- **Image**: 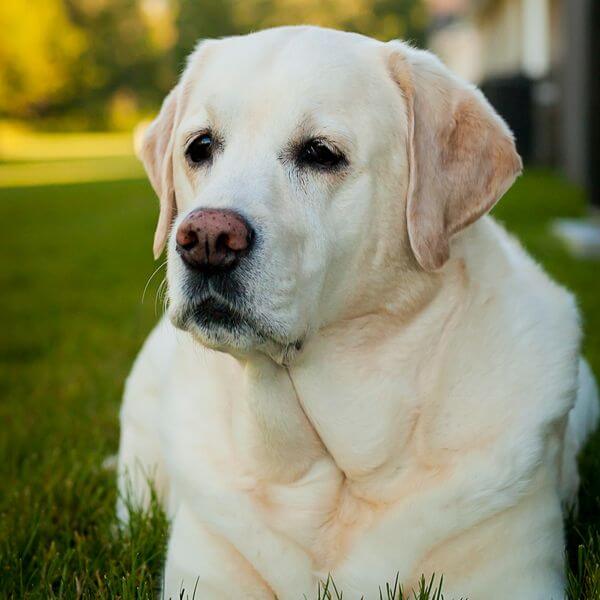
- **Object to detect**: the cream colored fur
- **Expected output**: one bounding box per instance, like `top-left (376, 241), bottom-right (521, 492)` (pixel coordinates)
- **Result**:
top-left (118, 26), bottom-right (598, 599)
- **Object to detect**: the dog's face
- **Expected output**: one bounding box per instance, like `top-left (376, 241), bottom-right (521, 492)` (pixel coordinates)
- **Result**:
top-left (139, 27), bottom-right (521, 362)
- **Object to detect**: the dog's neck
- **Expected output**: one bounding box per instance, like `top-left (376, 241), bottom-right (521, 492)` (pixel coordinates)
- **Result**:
top-left (232, 259), bottom-right (469, 490)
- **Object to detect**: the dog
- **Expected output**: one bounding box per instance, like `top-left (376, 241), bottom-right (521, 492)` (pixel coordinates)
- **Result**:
top-left (117, 26), bottom-right (599, 599)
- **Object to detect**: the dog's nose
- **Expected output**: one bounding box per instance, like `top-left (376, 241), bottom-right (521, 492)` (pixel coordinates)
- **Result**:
top-left (176, 209), bottom-right (254, 272)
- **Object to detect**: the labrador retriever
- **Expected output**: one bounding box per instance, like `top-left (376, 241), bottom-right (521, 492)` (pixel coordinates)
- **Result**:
top-left (117, 26), bottom-right (599, 599)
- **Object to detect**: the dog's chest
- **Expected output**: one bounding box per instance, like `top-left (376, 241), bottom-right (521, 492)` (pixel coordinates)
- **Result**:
top-left (165, 408), bottom-right (356, 569)
top-left (161, 350), bottom-right (388, 568)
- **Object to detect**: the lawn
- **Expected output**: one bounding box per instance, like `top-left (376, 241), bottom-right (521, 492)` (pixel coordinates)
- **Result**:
top-left (0, 165), bottom-right (599, 598)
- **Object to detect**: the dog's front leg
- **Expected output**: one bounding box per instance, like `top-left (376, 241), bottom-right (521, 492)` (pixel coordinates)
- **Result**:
top-left (172, 475), bottom-right (317, 600)
top-left (163, 501), bottom-right (276, 599)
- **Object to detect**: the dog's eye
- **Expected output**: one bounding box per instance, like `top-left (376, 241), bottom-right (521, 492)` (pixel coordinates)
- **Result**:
top-left (298, 139), bottom-right (345, 170)
top-left (186, 133), bottom-right (214, 165)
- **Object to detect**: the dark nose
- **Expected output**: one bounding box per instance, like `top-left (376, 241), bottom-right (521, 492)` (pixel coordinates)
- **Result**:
top-left (176, 209), bottom-right (254, 273)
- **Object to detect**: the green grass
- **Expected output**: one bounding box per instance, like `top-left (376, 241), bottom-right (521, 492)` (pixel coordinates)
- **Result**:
top-left (0, 169), bottom-right (599, 599)
top-left (0, 123), bottom-right (144, 187)
top-left (0, 156), bottom-right (143, 188)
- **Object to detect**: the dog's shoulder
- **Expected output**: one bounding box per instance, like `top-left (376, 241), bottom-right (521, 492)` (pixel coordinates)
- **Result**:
top-left (445, 217), bottom-right (580, 426)
top-left (458, 216), bottom-right (579, 349)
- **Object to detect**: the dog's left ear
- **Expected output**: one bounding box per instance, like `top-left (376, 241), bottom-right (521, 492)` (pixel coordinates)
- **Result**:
top-left (387, 43), bottom-right (522, 271)
top-left (137, 85), bottom-right (181, 259)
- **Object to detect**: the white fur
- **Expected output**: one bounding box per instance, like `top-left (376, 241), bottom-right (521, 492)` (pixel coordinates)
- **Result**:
top-left (118, 27), bottom-right (598, 599)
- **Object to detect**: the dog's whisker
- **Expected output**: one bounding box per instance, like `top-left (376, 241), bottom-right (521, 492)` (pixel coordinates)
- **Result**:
top-left (154, 277), bottom-right (168, 317)
top-left (142, 260), bottom-right (167, 305)
top-left (160, 281), bottom-right (169, 316)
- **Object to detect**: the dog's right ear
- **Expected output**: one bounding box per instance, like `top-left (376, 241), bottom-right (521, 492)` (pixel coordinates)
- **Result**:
top-left (137, 85), bottom-right (181, 259)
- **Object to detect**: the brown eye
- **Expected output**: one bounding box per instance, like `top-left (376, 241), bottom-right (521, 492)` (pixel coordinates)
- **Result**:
top-left (186, 133), bottom-right (213, 164)
top-left (298, 139), bottom-right (345, 170)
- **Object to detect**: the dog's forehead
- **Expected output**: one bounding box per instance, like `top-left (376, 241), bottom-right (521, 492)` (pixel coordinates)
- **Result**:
top-left (182, 27), bottom-right (389, 129)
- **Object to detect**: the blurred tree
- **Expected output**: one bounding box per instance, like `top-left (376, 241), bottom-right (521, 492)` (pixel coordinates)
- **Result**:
top-left (0, 0), bottom-right (425, 128)
top-left (175, 0), bottom-right (426, 67)
top-left (175, 0), bottom-right (237, 66)
top-left (232, 0), bottom-right (426, 45)
top-left (0, 0), bottom-right (86, 118)
top-left (0, 0), bottom-right (177, 128)
top-left (63, 0), bottom-right (177, 127)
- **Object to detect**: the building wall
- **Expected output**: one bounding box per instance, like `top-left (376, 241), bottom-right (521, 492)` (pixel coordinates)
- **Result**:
top-left (427, 0), bottom-right (592, 189)
top-left (477, 0), bottom-right (523, 78)
top-left (560, 0), bottom-right (590, 186)
top-left (476, 0), bottom-right (555, 79)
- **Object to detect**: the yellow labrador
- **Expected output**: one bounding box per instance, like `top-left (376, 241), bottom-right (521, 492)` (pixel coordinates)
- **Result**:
top-left (117, 26), bottom-right (598, 599)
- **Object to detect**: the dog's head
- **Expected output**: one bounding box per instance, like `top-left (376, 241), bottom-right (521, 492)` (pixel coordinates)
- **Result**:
top-left (139, 26), bottom-right (521, 362)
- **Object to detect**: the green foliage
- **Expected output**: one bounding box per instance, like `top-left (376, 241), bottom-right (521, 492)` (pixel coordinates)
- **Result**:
top-left (0, 0), bottom-right (176, 127)
top-left (0, 0), bottom-right (85, 118)
top-left (175, 0), bottom-right (427, 67)
top-left (0, 169), bottom-right (599, 598)
top-left (0, 0), bottom-right (426, 128)
top-left (63, 0), bottom-right (176, 127)
top-left (175, 0), bottom-right (238, 67)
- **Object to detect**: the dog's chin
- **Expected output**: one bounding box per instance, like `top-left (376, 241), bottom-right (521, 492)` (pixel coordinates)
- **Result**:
top-left (169, 297), bottom-right (303, 365)
top-left (170, 297), bottom-right (262, 351)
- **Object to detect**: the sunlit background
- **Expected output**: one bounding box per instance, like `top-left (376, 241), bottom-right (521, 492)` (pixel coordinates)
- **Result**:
top-left (0, 0), bottom-right (597, 206)
top-left (1, 1), bottom-right (600, 597)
